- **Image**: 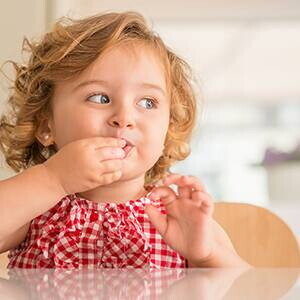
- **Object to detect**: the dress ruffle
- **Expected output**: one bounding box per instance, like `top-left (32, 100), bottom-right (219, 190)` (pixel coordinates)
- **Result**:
top-left (35, 197), bottom-right (83, 268)
top-left (8, 188), bottom-right (186, 269)
top-left (33, 196), bottom-right (155, 268)
top-left (99, 202), bottom-right (152, 268)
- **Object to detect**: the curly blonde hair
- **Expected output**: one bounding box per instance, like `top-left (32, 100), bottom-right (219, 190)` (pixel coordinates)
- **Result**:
top-left (0, 11), bottom-right (198, 185)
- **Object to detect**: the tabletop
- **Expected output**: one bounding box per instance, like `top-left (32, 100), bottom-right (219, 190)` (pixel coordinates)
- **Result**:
top-left (0, 268), bottom-right (299, 299)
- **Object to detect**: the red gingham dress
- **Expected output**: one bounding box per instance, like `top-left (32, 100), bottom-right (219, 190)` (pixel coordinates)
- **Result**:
top-left (8, 186), bottom-right (187, 269)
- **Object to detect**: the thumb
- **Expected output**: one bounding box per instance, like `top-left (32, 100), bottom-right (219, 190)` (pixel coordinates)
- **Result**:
top-left (144, 204), bottom-right (167, 237)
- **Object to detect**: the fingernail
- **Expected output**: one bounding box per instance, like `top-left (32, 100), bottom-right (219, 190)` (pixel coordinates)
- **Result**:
top-left (119, 139), bottom-right (126, 147)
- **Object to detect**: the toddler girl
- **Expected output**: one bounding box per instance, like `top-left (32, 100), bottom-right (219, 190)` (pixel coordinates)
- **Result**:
top-left (0, 11), bottom-right (249, 268)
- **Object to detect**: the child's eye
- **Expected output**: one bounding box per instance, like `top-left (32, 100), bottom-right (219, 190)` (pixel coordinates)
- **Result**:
top-left (138, 98), bottom-right (157, 109)
top-left (87, 93), bottom-right (110, 104)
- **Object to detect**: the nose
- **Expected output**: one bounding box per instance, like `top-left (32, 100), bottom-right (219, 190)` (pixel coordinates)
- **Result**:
top-left (107, 106), bottom-right (135, 128)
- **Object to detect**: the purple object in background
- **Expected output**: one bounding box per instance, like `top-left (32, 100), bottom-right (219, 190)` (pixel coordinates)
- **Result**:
top-left (261, 142), bottom-right (300, 166)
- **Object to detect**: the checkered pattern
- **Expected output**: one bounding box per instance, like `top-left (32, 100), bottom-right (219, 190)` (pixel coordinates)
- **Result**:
top-left (8, 187), bottom-right (187, 269)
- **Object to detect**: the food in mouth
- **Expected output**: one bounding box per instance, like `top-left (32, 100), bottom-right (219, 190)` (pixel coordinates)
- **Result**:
top-left (121, 139), bottom-right (134, 157)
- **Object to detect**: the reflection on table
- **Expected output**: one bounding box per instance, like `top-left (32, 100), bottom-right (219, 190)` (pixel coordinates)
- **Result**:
top-left (0, 268), bottom-right (299, 299)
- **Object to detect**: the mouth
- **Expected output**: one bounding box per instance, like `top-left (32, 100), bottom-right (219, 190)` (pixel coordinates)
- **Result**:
top-left (121, 139), bottom-right (134, 158)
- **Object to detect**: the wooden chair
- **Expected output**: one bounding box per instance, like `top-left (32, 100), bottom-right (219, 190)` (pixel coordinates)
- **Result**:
top-left (213, 202), bottom-right (300, 267)
top-left (0, 202), bottom-right (299, 271)
top-left (0, 252), bottom-right (9, 278)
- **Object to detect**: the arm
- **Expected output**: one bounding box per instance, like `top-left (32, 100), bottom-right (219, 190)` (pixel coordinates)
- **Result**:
top-left (0, 164), bottom-right (66, 245)
top-left (0, 222), bottom-right (30, 253)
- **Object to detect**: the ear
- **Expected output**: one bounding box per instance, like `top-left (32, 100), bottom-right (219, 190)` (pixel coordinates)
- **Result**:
top-left (35, 117), bottom-right (55, 147)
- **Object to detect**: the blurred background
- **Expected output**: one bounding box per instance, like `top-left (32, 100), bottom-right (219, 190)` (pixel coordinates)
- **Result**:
top-left (0, 1), bottom-right (299, 237)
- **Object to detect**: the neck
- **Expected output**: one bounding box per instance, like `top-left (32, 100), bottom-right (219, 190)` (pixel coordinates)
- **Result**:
top-left (76, 174), bottom-right (147, 204)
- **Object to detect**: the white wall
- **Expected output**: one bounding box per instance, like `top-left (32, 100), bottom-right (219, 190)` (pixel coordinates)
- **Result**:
top-left (0, 0), bottom-right (47, 110)
top-left (50, 0), bottom-right (300, 20)
top-left (0, 1), bottom-right (47, 178)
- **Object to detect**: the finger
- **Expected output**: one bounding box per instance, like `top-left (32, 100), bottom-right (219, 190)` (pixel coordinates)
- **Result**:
top-left (164, 174), bottom-right (206, 193)
top-left (162, 173), bottom-right (182, 184)
top-left (192, 191), bottom-right (214, 216)
top-left (149, 186), bottom-right (177, 207)
top-left (96, 146), bottom-right (125, 161)
top-left (98, 159), bottom-right (123, 174)
top-left (160, 173), bottom-right (191, 198)
top-left (88, 136), bottom-right (126, 149)
top-left (178, 185), bottom-right (191, 199)
top-left (161, 173), bottom-right (186, 197)
top-left (144, 205), bottom-right (168, 237)
top-left (98, 170), bottom-right (123, 185)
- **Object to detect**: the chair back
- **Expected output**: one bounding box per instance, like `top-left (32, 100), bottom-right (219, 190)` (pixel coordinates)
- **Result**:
top-left (214, 202), bottom-right (300, 267)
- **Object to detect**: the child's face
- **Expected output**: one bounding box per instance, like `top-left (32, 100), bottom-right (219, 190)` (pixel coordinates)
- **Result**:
top-left (48, 43), bottom-right (170, 181)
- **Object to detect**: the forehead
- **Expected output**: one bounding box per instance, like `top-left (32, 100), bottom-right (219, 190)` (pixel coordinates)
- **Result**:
top-left (75, 42), bottom-right (167, 90)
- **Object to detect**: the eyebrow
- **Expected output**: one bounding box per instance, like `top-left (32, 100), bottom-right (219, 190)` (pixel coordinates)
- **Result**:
top-left (72, 80), bottom-right (166, 96)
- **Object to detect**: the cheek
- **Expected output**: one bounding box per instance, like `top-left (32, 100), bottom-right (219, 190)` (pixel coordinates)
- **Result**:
top-left (52, 107), bottom-right (104, 148)
top-left (142, 119), bottom-right (169, 155)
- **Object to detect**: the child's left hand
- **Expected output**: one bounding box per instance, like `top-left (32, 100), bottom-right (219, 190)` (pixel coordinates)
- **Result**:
top-left (145, 173), bottom-right (216, 266)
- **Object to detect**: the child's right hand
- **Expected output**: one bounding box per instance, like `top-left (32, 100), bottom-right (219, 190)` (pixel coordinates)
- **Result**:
top-left (43, 137), bottom-right (126, 195)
